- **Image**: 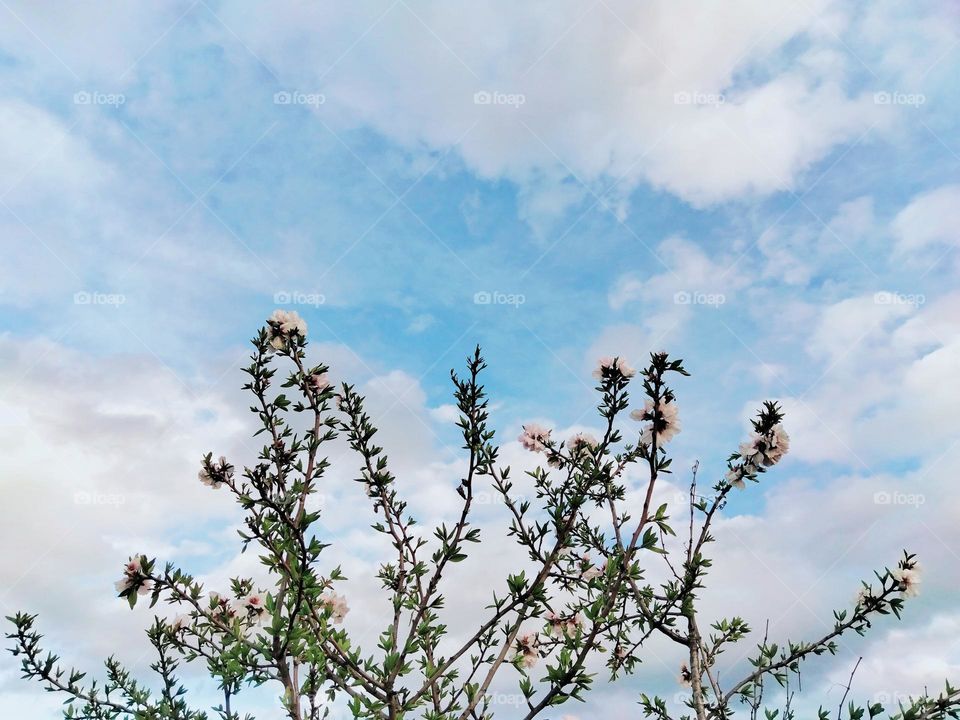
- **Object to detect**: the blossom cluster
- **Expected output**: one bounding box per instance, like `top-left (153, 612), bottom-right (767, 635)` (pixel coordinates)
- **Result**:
top-left (630, 398), bottom-right (681, 445)
top-left (724, 403), bottom-right (790, 490)
top-left (518, 355), bottom-right (684, 463)
top-left (198, 454), bottom-right (234, 490)
top-left (10, 311), bottom-right (944, 720)
top-left (266, 308), bottom-right (308, 351)
top-left (114, 556), bottom-right (153, 597)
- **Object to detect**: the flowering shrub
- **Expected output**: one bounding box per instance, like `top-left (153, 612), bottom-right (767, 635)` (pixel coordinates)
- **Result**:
top-left (6, 312), bottom-right (958, 720)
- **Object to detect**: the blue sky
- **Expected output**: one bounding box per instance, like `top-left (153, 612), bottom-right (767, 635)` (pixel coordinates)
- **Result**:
top-left (1, 1), bottom-right (959, 718)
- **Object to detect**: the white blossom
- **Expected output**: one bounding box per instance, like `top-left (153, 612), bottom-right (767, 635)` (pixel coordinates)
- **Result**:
top-left (579, 554), bottom-right (603, 581)
top-left (545, 612), bottom-right (583, 638)
top-left (235, 592), bottom-right (268, 623)
top-left (631, 399), bottom-right (681, 444)
top-left (725, 467), bottom-right (746, 490)
top-left (892, 565), bottom-right (922, 598)
top-left (855, 585), bottom-right (877, 607)
top-left (166, 614), bottom-right (191, 633)
top-left (267, 309), bottom-right (308, 350)
top-left (308, 372), bottom-right (331, 393)
top-left (320, 591), bottom-right (350, 624)
top-left (567, 432), bottom-right (598, 455)
top-left (199, 455), bottom-right (233, 489)
top-left (592, 356), bottom-right (636, 381)
top-left (515, 632), bottom-right (540, 669)
top-left (740, 424), bottom-right (790, 468)
top-left (114, 557), bottom-right (153, 596)
top-left (519, 423), bottom-right (551, 453)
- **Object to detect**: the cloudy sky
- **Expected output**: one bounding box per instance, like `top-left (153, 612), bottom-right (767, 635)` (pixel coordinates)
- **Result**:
top-left (1, 1), bottom-right (959, 718)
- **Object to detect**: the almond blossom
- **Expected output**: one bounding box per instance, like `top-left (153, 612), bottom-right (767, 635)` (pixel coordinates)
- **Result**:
top-left (236, 592), bottom-right (268, 624)
top-left (166, 614), bottom-right (191, 633)
top-left (546, 612), bottom-right (584, 638)
top-left (208, 592), bottom-right (238, 624)
top-left (579, 554), bottom-right (603, 581)
top-left (740, 424), bottom-right (790, 468)
top-left (855, 585), bottom-right (877, 608)
top-left (267, 309), bottom-right (308, 350)
top-left (308, 371), bottom-right (331, 393)
top-left (630, 398), bottom-right (681, 444)
top-left (518, 423), bottom-right (551, 453)
top-left (892, 565), bottom-right (922, 598)
top-left (515, 632), bottom-right (540, 669)
top-left (592, 356), bottom-right (636, 381)
top-left (198, 455), bottom-right (233, 490)
top-left (724, 467), bottom-right (747, 490)
top-left (320, 591), bottom-right (349, 624)
top-left (566, 432), bottom-right (598, 456)
top-left (114, 557), bottom-right (153, 596)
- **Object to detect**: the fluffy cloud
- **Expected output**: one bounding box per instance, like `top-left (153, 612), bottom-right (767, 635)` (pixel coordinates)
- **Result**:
top-left (779, 291), bottom-right (960, 465)
top-left (207, 0), bottom-right (957, 221)
top-left (892, 184), bottom-right (960, 263)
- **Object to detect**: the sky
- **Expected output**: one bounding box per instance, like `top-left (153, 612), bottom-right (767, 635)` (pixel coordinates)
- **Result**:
top-left (0, 1), bottom-right (959, 718)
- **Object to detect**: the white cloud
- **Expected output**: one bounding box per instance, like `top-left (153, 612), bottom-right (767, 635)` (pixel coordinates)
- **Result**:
top-left (206, 0), bottom-right (951, 221)
top-left (758, 195), bottom-right (878, 286)
top-left (892, 184), bottom-right (960, 258)
top-left (773, 291), bottom-right (960, 464)
top-left (606, 235), bottom-right (750, 348)
top-left (821, 612), bottom-right (960, 705)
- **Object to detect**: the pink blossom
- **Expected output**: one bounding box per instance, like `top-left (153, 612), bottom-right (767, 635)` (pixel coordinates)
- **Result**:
top-left (740, 424), bottom-right (790, 467)
top-left (518, 423), bottom-right (551, 453)
top-left (630, 399), bottom-right (681, 444)
top-left (725, 467), bottom-right (746, 490)
top-left (515, 632), bottom-right (540, 669)
top-left (892, 565), bottom-right (922, 598)
top-left (308, 372), bottom-right (331, 393)
top-left (579, 554), bottom-right (603, 581)
top-left (199, 455), bottom-right (233, 489)
top-left (166, 614), bottom-right (191, 633)
top-left (567, 432), bottom-right (598, 455)
top-left (267, 309), bottom-right (308, 350)
top-left (320, 591), bottom-right (350, 623)
top-left (546, 611), bottom-right (583, 638)
top-left (115, 556), bottom-right (153, 596)
top-left (592, 356), bottom-right (636, 381)
top-left (235, 592), bottom-right (268, 623)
